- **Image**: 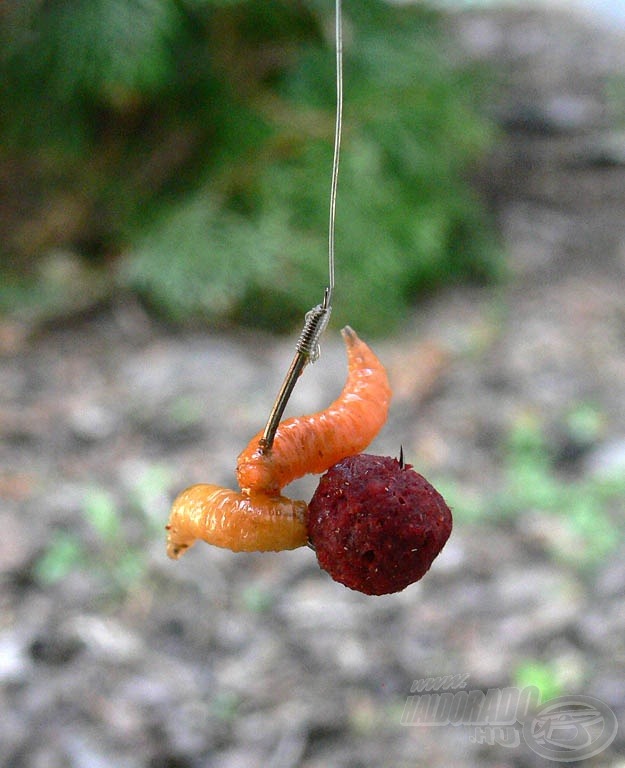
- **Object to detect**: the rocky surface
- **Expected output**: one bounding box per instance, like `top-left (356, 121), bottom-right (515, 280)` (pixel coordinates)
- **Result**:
top-left (1, 6), bottom-right (625, 767)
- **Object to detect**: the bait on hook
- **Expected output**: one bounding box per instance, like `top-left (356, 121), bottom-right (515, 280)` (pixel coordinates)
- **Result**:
top-left (166, 1), bottom-right (455, 596)
top-left (166, 326), bottom-right (390, 556)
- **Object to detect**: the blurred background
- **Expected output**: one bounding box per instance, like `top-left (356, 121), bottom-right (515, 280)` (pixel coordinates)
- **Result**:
top-left (1, 1), bottom-right (625, 766)
top-left (1, 0), bottom-right (503, 336)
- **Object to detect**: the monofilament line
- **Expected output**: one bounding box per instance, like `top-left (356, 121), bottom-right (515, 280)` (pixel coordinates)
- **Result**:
top-left (259, 0), bottom-right (344, 452)
top-left (325, 0), bottom-right (343, 310)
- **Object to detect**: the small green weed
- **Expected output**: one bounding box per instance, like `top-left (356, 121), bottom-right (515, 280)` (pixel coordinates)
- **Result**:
top-left (33, 531), bottom-right (84, 585)
top-left (210, 691), bottom-right (240, 723)
top-left (238, 583), bottom-right (275, 614)
top-left (439, 408), bottom-right (625, 569)
top-left (34, 465), bottom-right (172, 597)
top-left (514, 659), bottom-right (563, 703)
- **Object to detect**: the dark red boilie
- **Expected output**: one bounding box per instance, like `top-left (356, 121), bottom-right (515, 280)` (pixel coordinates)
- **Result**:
top-left (307, 454), bottom-right (452, 595)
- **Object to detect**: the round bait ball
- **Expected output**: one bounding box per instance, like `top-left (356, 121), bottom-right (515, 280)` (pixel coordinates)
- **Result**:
top-left (307, 454), bottom-right (452, 595)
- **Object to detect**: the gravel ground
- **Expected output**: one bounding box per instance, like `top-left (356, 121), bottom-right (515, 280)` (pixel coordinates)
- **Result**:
top-left (2, 6), bottom-right (625, 767)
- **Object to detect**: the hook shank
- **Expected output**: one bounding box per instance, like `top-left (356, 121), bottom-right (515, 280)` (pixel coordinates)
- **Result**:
top-left (259, 303), bottom-right (331, 452)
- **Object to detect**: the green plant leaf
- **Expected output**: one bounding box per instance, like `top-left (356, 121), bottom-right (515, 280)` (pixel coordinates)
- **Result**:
top-left (514, 660), bottom-right (562, 703)
top-left (84, 488), bottom-right (121, 541)
top-left (33, 532), bottom-right (84, 585)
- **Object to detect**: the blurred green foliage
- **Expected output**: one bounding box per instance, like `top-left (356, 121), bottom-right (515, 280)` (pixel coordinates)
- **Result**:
top-left (1, 0), bottom-right (500, 334)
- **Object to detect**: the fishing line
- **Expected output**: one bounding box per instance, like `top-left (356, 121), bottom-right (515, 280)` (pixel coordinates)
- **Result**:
top-left (326, 0), bottom-right (342, 310)
top-left (259, 0), bottom-right (344, 452)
